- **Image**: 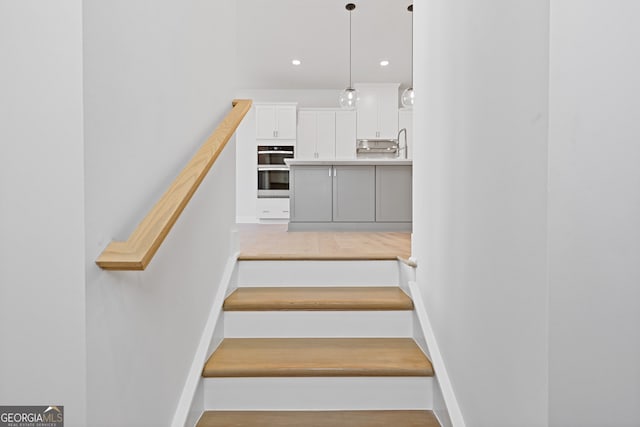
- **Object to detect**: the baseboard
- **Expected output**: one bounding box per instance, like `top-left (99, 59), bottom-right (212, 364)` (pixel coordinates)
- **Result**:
top-left (183, 381), bottom-right (204, 427)
top-left (170, 252), bottom-right (239, 427)
top-left (408, 280), bottom-right (466, 427)
top-left (433, 376), bottom-right (454, 427)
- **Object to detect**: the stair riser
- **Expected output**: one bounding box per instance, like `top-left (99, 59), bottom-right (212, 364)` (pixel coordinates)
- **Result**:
top-left (203, 377), bottom-right (433, 411)
top-left (224, 311), bottom-right (413, 338)
top-left (236, 260), bottom-right (399, 287)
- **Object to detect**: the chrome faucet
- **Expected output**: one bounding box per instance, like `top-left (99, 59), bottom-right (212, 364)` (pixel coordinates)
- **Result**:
top-left (396, 128), bottom-right (408, 159)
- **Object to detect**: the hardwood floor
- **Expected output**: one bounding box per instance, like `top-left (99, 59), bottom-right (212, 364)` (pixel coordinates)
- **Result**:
top-left (197, 410), bottom-right (440, 427)
top-left (223, 287), bottom-right (414, 311)
top-left (237, 224), bottom-right (411, 260)
top-left (202, 338), bottom-right (434, 377)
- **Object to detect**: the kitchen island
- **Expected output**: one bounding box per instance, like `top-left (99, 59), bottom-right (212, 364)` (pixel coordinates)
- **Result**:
top-left (286, 159), bottom-right (412, 231)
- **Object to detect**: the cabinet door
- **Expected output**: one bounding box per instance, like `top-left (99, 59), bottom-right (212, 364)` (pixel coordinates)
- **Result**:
top-left (297, 111), bottom-right (317, 159)
top-left (333, 166), bottom-right (375, 222)
top-left (356, 90), bottom-right (379, 139)
top-left (256, 105), bottom-right (276, 139)
top-left (377, 87), bottom-right (399, 139)
top-left (376, 166), bottom-right (412, 222)
top-left (276, 106), bottom-right (297, 139)
top-left (335, 111), bottom-right (356, 159)
top-left (257, 198), bottom-right (290, 219)
top-left (290, 166), bottom-right (333, 222)
top-left (316, 111), bottom-right (336, 159)
top-left (355, 84), bottom-right (399, 139)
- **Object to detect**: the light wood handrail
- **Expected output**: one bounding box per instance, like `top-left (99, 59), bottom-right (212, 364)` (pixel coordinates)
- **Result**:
top-left (96, 99), bottom-right (252, 270)
top-left (397, 256), bottom-right (417, 268)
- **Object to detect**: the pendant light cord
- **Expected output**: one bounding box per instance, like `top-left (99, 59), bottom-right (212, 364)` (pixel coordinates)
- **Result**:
top-left (410, 4), bottom-right (413, 88)
top-left (349, 8), bottom-right (353, 88)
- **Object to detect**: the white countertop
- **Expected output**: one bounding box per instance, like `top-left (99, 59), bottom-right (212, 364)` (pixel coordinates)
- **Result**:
top-left (286, 159), bottom-right (412, 166)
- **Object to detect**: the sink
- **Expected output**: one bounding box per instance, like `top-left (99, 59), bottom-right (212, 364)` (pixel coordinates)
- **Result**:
top-left (356, 139), bottom-right (399, 159)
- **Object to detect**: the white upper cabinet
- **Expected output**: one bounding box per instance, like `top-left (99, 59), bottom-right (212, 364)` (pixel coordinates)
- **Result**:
top-left (297, 109), bottom-right (356, 160)
top-left (297, 110), bottom-right (322, 159)
top-left (316, 111), bottom-right (336, 159)
top-left (355, 83), bottom-right (400, 140)
top-left (335, 110), bottom-right (357, 159)
top-left (255, 103), bottom-right (297, 140)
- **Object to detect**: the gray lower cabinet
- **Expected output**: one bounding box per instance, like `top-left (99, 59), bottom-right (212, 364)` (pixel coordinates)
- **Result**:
top-left (289, 163), bottom-right (412, 230)
top-left (333, 166), bottom-right (375, 222)
top-left (290, 165), bottom-right (333, 222)
top-left (375, 165), bottom-right (413, 222)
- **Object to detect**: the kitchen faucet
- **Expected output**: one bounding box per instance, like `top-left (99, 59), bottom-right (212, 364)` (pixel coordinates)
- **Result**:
top-left (396, 128), bottom-right (408, 159)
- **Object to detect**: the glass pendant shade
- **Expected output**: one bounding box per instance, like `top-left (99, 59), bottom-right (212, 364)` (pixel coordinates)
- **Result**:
top-left (339, 87), bottom-right (358, 110)
top-left (401, 87), bottom-right (415, 108)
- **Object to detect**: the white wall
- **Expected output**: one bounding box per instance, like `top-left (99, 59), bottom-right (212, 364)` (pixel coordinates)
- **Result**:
top-left (547, 2), bottom-right (640, 426)
top-left (83, 1), bottom-right (238, 425)
top-left (0, 1), bottom-right (86, 426)
top-left (413, 1), bottom-right (550, 426)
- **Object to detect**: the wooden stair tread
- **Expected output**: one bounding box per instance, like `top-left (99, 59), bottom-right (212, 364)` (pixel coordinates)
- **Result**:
top-left (224, 287), bottom-right (414, 311)
top-left (238, 254), bottom-right (401, 260)
top-left (202, 338), bottom-right (433, 377)
top-left (197, 410), bottom-right (440, 427)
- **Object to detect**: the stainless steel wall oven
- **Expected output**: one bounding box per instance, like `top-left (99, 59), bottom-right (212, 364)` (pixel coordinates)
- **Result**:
top-left (257, 145), bottom-right (294, 198)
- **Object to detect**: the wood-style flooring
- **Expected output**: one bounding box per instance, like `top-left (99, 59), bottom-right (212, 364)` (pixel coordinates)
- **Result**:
top-left (196, 410), bottom-right (440, 427)
top-left (223, 287), bottom-right (414, 311)
top-left (202, 338), bottom-right (434, 377)
top-left (237, 224), bottom-right (411, 260)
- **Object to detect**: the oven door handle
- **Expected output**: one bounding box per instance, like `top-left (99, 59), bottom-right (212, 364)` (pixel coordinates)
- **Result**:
top-left (258, 166), bottom-right (290, 171)
top-left (258, 150), bottom-right (294, 155)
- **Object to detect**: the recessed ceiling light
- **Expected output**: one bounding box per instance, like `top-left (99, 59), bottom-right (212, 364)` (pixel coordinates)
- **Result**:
top-left (380, 60), bottom-right (390, 67)
top-left (292, 59), bottom-right (301, 66)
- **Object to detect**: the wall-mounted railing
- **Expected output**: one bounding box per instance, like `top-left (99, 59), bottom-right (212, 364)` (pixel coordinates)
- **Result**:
top-left (96, 99), bottom-right (252, 271)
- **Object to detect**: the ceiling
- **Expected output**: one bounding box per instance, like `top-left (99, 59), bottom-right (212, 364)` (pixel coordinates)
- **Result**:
top-left (236, 0), bottom-right (413, 90)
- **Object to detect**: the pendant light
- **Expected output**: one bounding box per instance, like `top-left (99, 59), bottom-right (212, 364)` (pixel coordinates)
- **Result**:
top-left (401, 4), bottom-right (415, 108)
top-left (339, 3), bottom-right (358, 109)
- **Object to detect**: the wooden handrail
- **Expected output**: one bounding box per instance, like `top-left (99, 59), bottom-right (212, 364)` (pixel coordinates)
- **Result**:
top-left (96, 99), bottom-right (252, 270)
top-left (397, 256), bottom-right (417, 268)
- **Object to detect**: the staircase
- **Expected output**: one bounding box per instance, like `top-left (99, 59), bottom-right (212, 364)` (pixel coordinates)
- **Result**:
top-left (195, 259), bottom-right (439, 427)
